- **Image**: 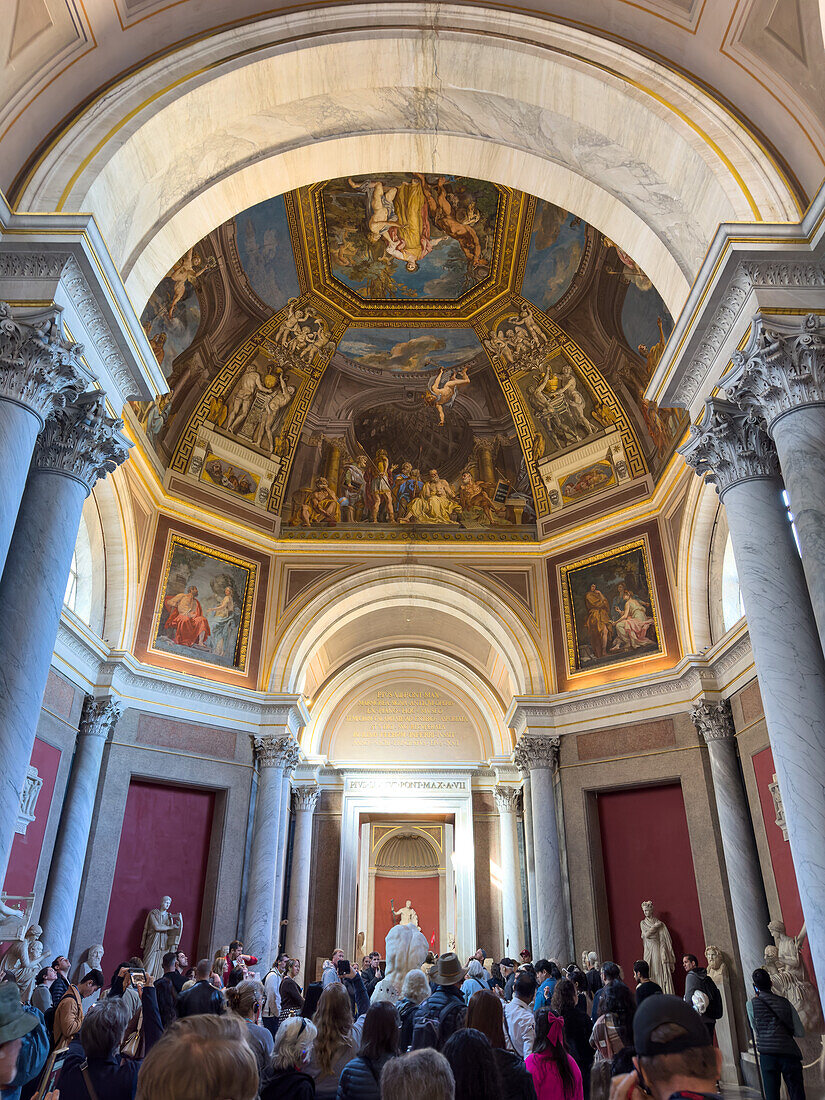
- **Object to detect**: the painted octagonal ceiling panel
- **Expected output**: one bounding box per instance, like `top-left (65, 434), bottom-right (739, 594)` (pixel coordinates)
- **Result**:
top-left (130, 172), bottom-right (684, 542)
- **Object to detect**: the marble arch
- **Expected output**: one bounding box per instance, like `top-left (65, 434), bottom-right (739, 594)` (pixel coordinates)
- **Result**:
top-left (304, 648), bottom-right (511, 763)
top-left (13, 7), bottom-right (801, 316)
top-left (267, 564), bottom-right (546, 699)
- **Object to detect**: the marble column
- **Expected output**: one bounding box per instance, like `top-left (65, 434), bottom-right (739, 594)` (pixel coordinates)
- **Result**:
top-left (494, 785), bottom-right (525, 957)
top-left (0, 391), bottom-right (129, 880)
top-left (285, 785), bottom-right (319, 975)
top-left (681, 397), bottom-right (825, 989)
top-left (244, 734), bottom-right (300, 966)
top-left (521, 774), bottom-right (538, 952)
top-left (39, 696), bottom-right (120, 955)
top-left (0, 304), bottom-right (85, 579)
top-left (690, 699), bottom-right (770, 977)
top-left (513, 735), bottom-right (567, 960)
top-left (324, 439), bottom-right (342, 496)
top-left (726, 314), bottom-right (825, 657)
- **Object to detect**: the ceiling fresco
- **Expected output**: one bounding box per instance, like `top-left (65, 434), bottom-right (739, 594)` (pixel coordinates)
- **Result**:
top-left (130, 173), bottom-right (685, 541)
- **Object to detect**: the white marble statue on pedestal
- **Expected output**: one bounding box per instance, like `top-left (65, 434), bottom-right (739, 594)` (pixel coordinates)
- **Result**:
top-left (391, 899), bottom-right (419, 927)
top-left (765, 919), bottom-right (822, 1033)
top-left (705, 945), bottom-right (739, 1084)
top-left (0, 924), bottom-right (46, 1003)
top-left (141, 896), bottom-right (183, 979)
top-left (370, 922), bottom-right (429, 1004)
top-left (79, 944), bottom-right (105, 1010)
top-left (640, 900), bottom-right (675, 995)
top-left (0, 896), bottom-right (29, 942)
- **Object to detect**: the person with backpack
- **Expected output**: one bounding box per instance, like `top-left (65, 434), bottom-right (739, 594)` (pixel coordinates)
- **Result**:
top-left (396, 969), bottom-right (430, 1053)
top-left (747, 967), bottom-right (806, 1100)
top-left (461, 960), bottom-right (489, 1006)
top-left (411, 953), bottom-right (467, 1051)
top-left (682, 954), bottom-right (722, 1039)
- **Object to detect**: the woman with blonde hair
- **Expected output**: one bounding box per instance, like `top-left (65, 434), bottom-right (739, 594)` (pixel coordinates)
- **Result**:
top-left (396, 968), bottom-right (430, 1052)
top-left (306, 982), bottom-right (363, 1097)
top-left (225, 978), bottom-right (274, 1079)
top-left (261, 1016), bottom-right (317, 1100)
top-left (211, 946), bottom-right (229, 986)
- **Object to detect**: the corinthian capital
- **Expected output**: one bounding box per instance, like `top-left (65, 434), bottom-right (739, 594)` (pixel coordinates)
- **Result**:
top-left (79, 695), bottom-right (121, 740)
top-left (494, 785), bottom-right (522, 813)
top-left (513, 734), bottom-right (560, 772)
top-left (292, 785), bottom-right (320, 812)
top-left (725, 314), bottom-right (825, 427)
top-left (690, 699), bottom-right (735, 743)
top-left (253, 734), bottom-right (301, 770)
top-left (0, 303), bottom-right (86, 423)
top-left (32, 390), bottom-right (131, 493)
top-left (679, 397), bottom-right (779, 498)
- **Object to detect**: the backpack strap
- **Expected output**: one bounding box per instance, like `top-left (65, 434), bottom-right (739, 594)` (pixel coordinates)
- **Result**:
top-left (80, 1060), bottom-right (100, 1100)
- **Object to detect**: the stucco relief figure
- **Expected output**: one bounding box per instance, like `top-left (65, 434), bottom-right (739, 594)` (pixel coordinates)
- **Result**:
top-left (640, 900), bottom-right (675, 995)
top-left (142, 896), bottom-right (183, 979)
top-left (766, 919), bottom-right (822, 1032)
top-left (1, 924), bottom-right (46, 1003)
top-left (254, 374), bottom-right (295, 454)
top-left (391, 899), bottom-right (419, 927)
top-left (225, 368), bottom-right (274, 434)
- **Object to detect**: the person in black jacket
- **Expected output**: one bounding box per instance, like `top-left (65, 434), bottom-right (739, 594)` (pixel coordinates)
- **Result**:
top-left (176, 959), bottom-right (225, 1017)
top-left (261, 1016), bottom-right (318, 1100)
top-left (747, 967), bottom-right (806, 1100)
top-left (336, 961), bottom-right (369, 1020)
top-left (411, 953), bottom-right (467, 1050)
top-left (56, 978), bottom-right (163, 1100)
top-left (551, 978), bottom-right (593, 1099)
top-left (337, 1001), bottom-right (399, 1099)
top-left (466, 989), bottom-right (536, 1100)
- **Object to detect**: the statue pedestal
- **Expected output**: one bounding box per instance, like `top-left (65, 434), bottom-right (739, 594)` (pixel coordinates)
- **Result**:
top-left (713, 968), bottom-right (741, 1085)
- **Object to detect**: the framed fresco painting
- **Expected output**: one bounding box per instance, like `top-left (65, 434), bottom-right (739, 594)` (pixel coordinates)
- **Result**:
top-left (148, 533), bottom-right (258, 673)
top-left (559, 536), bottom-right (663, 675)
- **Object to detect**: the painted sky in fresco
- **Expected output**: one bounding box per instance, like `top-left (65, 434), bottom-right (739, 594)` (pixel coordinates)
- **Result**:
top-left (337, 327), bottom-right (482, 372)
top-left (521, 201), bottom-right (586, 311)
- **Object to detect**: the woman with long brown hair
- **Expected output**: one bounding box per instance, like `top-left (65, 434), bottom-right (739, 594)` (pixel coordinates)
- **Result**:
top-left (466, 989), bottom-right (536, 1099)
top-left (306, 982), bottom-right (362, 1097)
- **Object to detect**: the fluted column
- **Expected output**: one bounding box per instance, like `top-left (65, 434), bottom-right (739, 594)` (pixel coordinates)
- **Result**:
top-left (691, 699), bottom-right (770, 977)
top-left (0, 391), bottom-right (129, 879)
top-left (494, 785), bottom-right (524, 956)
top-left (245, 734), bottom-right (300, 966)
top-left (0, 304), bottom-right (85, 579)
top-left (40, 696), bottom-right (120, 955)
top-left (726, 314), bottom-right (825, 657)
top-left (681, 398), bottom-right (825, 987)
top-left (513, 735), bottom-right (567, 960)
top-left (285, 785), bottom-right (319, 974)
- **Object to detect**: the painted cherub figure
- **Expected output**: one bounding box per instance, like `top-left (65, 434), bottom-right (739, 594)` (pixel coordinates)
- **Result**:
top-left (167, 248), bottom-right (215, 318)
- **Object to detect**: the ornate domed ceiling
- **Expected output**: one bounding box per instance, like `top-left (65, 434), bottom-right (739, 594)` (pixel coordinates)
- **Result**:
top-left (129, 172), bottom-right (684, 540)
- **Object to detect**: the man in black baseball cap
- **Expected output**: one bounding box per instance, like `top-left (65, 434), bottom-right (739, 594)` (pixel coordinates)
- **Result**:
top-left (610, 994), bottom-right (722, 1100)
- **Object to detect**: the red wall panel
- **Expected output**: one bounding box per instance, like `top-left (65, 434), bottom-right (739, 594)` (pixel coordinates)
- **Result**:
top-left (752, 746), bottom-right (816, 984)
top-left (4, 738), bottom-right (62, 899)
top-left (103, 781), bottom-right (215, 972)
top-left (372, 876), bottom-right (440, 956)
top-left (597, 783), bottom-right (704, 995)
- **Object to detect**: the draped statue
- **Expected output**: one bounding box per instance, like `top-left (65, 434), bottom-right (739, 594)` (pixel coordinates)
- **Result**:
top-left (640, 900), bottom-right (675, 995)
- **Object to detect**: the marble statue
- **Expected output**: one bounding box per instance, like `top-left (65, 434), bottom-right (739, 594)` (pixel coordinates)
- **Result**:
top-left (1, 924), bottom-right (46, 1003)
top-left (0, 896), bottom-right (29, 942)
top-left (391, 898), bottom-right (419, 926)
top-left (370, 922), bottom-right (429, 1005)
top-left (448, 932), bottom-right (456, 953)
top-left (765, 919), bottom-right (822, 1033)
top-left (640, 900), bottom-right (675, 995)
top-left (141, 896), bottom-right (183, 979)
top-left (705, 946), bottom-right (738, 1085)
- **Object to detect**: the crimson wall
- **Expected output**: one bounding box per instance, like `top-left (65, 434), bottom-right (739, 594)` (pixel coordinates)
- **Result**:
top-left (373, 876), bottom-right (440, 955)
top-left (103, 780), bottom-right (215, 970)
top-left (4, 738), bottom-right (61, 899)
top-left (597, 782), bottom-right (704, 994)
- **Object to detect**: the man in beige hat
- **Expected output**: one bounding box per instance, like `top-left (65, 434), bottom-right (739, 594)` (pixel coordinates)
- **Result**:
top-left (0, 981), bottom-right (47, 1092)
top-left (411, 952), bottom-right (467, 1051)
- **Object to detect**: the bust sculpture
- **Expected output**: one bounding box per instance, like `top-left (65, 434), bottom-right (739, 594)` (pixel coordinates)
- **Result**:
top-left (141, 896), bottom-right (183, 978)
top-left (1, 924), bottom-right (46, 1003)
top-left (640, 900), bottom-right (675, 994)
top-left (80, 943), bottom-right (104, 979)
top-left (704, 944), bottom-right (727, 983)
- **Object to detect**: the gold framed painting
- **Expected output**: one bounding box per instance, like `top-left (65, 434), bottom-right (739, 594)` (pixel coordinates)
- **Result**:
top-left (149, 532), bottom-right (258, 673)
top-left (559, 536), bottom-right (663, 675)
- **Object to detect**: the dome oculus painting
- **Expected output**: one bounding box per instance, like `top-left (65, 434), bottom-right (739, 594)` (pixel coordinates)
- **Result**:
top-left (130, 174), bottom-right (686, 541)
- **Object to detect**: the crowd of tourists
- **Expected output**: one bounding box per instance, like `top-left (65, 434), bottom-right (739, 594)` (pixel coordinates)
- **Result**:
top-left (0, 938), bottom-right (808, 1100)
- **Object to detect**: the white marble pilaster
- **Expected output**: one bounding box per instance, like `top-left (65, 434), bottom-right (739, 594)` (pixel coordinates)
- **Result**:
top-left (285, 785), bottom-right (319, 975)
top-left (0, 303), bottom-right (85, 579)
top-left (494, 785), bottom-right (525, 957)
top-left (681, 398), bottom-right (825, 990)
top-left (513, 732), bottom-right (568, 961)
top-left (726, 314), bottom-right (825, 658)
top-left (0, 391), bottom-right (129, 880)
top-left (39, 696), bottom-right (120, 955)
top-left (690, 699), bottom-right (770, 978)
top-left (244, 732), bottom-right (301, 967)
